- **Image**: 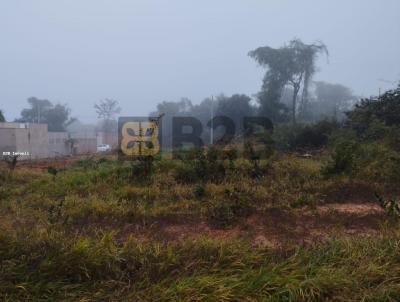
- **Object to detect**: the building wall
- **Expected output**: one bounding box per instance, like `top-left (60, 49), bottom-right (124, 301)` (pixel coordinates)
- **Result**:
top-left (74, 138), bottom-right (97, 154)
top-left (0, 122), bottom-right (28, 129)
top-left (69, 132), bottom-right (97, 155)
top-left (0, 123), bottom-right (48, 159)
top-left (97, 131), bottom-right (118, 148)
top-left (0, 128), bottom-right (17, 155)
top-left (48, 132), bottom-right (70, 157)
top-left (0, 123), bottom-right (100, 159)
top-left (17, 124), bottom-right (48, 159)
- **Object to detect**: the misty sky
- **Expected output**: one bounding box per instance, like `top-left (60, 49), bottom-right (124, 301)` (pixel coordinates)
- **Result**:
top-left (1, 0), bottom-right (399, 123)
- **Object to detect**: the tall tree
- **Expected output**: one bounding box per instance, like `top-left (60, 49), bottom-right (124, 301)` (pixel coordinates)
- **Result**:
top-left (94, 98), bottom-right (121, 132)
top-left (249, 39), bottom-right (328, 125)
top-left (0, 110), bottom-right (5, 122)
top-left (15, 97), bottom-right (75, 131)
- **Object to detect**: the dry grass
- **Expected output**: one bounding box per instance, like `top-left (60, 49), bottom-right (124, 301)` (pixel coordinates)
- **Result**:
top-left (0, 153), bottom-right (399, 300)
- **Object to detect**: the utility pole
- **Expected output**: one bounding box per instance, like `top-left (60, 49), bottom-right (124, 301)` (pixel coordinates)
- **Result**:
top-left (210, 95), bottom-right (214, 145)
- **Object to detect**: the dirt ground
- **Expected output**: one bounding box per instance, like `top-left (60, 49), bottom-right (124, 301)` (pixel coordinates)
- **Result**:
top-left (116, 201), bottom-right (385, 247)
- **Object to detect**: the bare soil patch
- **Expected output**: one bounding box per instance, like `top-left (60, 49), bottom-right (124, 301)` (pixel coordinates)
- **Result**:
top-left (116, 201), bottom-right (385, 247)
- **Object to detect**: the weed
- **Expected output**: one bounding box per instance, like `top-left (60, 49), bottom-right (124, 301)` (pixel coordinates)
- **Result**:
top-left (206, 188), bottom-right (252, 228)
top-left (2, 155), bottom-right (18, 174)
top-left (244, 142), bottom-right (263, 179)
top-left (322, 140), bottom-right (359, 176)
top-left (193, 184), bottom-right (206, 199)
top-left (375, 193), bottom-right (400, 219)
top-left (47, 166), bottom-right (58, 180)
top-left (129, 156), bottom-right (155, 183)
top-left (291, 194), bottom-right (317, 209)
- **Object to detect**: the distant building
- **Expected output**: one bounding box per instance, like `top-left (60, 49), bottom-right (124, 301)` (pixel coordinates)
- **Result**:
top-left (69, 131), bottom-right (97, 155)
top-left (0, 122), bottom-right (48, 159)
top-left (96, 131), bottom-right (118, 149)
top-left (48, 132), bottom-right (71, 157)
top-left (48, 131), bottom-right (97, 157)
top-left (0, 122), bottom-right (98, 160)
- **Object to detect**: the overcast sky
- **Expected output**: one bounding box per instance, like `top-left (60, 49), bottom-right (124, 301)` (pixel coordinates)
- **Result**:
top-left (1, 0), bottom-right (399, 122)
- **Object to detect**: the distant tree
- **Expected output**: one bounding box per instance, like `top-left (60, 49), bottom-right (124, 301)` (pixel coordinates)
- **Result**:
top-left (256, 89), bottom-right (289, 123)
top-left (249, 39), bottom-right (328, 125)
top-left (216, 94), bottom-right (255, 133)
top-left (151, 98), bottom-right (193, 148)
top-left (0, 110), bottom-right (5, 122)
top-left (154, 98), bottom-right (192, 117)
top-left (312, 81), bottom-right (357, 120)
top-left (152, 95), bottom-right (256, 146)
top-left (94, 98), bottom-right (121, 132)
top-left (17, 97), bottom-right (52, 123)
top-left (15, 97), bottom-right (75, 131)
top-left (46, 104), bottom-right (76, 132)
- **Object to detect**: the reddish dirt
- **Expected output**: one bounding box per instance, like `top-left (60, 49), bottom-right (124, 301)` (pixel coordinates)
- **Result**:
top-left (0, 157), bottom-right (73, 172)
top-left (116, 201), bottom-right (386, 247)
top-left (0, 154), bottom-right (108, 172)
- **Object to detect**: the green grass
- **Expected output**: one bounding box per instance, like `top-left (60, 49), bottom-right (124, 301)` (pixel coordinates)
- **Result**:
top-left (0, 152), bottom-right (399, 300)
top-left (1, 228), bottom-right (400, 301)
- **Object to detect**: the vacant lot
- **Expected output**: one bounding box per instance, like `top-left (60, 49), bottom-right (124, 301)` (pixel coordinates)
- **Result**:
top-left (1, 151), bottom-right (399, 301)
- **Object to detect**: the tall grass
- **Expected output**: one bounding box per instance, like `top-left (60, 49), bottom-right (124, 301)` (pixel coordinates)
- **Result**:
top-left (1, 152), bottom-right (400, 300)
top-left (1, 228), bottom-right (400, 301)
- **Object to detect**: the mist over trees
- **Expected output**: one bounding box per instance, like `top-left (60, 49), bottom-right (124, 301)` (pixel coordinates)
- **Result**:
top-left (94, 98), bottom-right (121, 132)
top-left (312, 81), bottom-right (358, 120)
top-left (7, 38), bottom-right (363, 139)
top-left (249, 39), bottom-right (328, 124)
top-left (151, 94), bottom-right (254, 147)
top-left (0, 110), bottom-right (5, 122)
top-left (15, 97), bottom-right (75, 132)
top-left (149, 39), bottom-right (360, 148)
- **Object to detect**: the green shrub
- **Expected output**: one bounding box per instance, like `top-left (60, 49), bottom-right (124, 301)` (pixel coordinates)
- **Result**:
top-left (174, 147), bottom-right (226, 183)
top-left (322, 140), bottom-right (359, 176)
top-left (206, 188), bottom-right (252, 228)
top-left (273, 119), bottom-right (340, 151)
top-left (294, 119), bottom-right (340, 149)
top-left (356, 143), bottom-right (400, 184)
top-left (129, 156), bottom-right (155, 183)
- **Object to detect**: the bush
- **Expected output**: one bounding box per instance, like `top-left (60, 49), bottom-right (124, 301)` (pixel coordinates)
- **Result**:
top-left (174, 147), bottom-right (226, 183)
top-left (273, 119), bottom-right (339, 151)
top-left (322, 140), bottom-right (359, 177)
top-left (206, 188), bottom-right (252, 228)
top-left (323, 139), bottom-right (400, 185)
top-left (347, 86), bottom-right (400, 132)
top-left (294, 119), bottom-right (340, 149)
top-left (356, 143), bottom-right (400, 185)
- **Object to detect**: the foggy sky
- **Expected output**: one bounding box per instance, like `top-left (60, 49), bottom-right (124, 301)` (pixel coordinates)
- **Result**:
top-left (1, 0), bottom-right (399, 123)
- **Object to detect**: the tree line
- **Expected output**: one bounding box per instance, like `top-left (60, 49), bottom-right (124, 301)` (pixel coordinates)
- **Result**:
top-left (1, 39), bottom-right (369, 133)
